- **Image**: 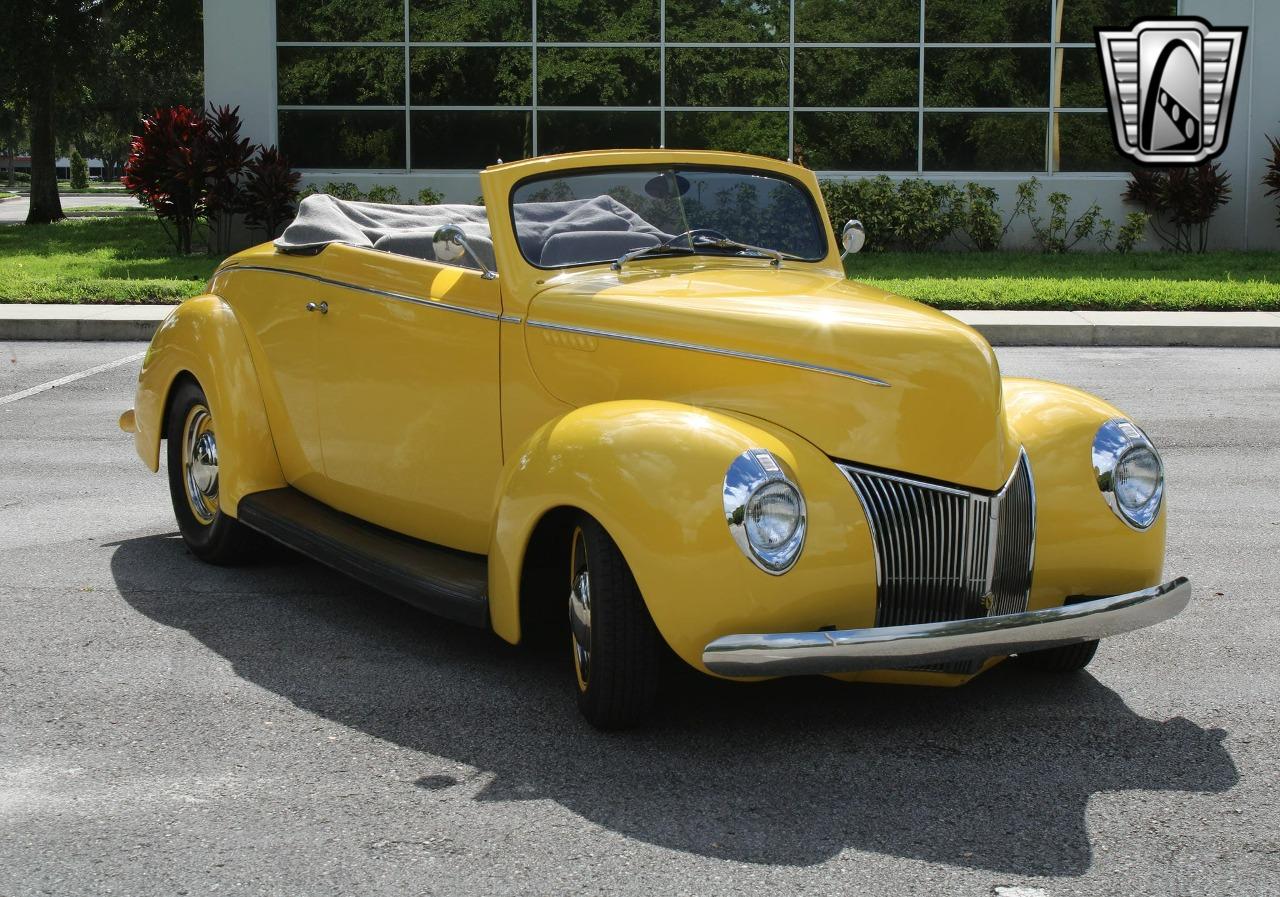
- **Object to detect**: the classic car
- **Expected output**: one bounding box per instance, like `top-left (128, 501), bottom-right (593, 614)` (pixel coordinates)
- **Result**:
top-left (120, 149), bottom-right (1190, 728)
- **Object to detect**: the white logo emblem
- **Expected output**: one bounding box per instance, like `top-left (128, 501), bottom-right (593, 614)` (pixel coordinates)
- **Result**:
top-left (1096, 17), bottom-right (1247, 165)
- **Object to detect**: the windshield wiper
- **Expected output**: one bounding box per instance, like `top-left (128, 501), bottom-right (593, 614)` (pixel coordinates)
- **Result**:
top-left (612, 230), bottom-right (794, 272)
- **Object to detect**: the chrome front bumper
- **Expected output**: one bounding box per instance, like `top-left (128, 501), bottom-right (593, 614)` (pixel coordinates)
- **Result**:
top-left (702, 577), bottom-right (1191, 678)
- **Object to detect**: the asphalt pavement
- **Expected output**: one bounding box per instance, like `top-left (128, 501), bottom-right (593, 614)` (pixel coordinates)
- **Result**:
top-left (0, 342), bottom-right (1276, 896)
top-left (0, 194), bottom-right (139, 223)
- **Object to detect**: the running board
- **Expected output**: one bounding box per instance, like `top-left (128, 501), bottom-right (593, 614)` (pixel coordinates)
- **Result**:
top-left (236, 488), bottom-right (490, 629)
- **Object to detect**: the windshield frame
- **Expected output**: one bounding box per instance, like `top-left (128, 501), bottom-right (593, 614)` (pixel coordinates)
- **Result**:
top-left (508, 163), bottom-right (832, 272)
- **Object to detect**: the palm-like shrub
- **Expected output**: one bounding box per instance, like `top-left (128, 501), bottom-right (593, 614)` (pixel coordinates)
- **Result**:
top-left (122, 105), bottom-right (212, 254)
top-left (1263, 135), bottom-right (1280, 227)
top-left (240, 146), bottom-right (301, 238)
top-left (1124, 163), bottom-right (1232, 252)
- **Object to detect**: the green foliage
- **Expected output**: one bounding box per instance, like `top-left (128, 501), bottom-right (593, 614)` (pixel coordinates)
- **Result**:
top-left (1124, 164), bottom-right (1232, 253)
top-left (1114, 212), bottom-right (1150, 254)
top-left (363, 184), bottom-right (401, 204)
top-left (1008, 177), bottom-right (1115, 254)
top-left (0, 217), bottom-right (220, 303)
top-left (417, 187), bottom-right (444, 205)
top-left (68, 150), bottom-right (89, 189)
top-left (302, 181), bottom-right (363, 201)
top-left (958, 183), bottom-right (1002, 252)
top-left (819, 176), bottom-right (965, 252)
top-left (1263, 135), bottom-right (1280, 228)
top-left (845, 250), bottom-right (1280, 311)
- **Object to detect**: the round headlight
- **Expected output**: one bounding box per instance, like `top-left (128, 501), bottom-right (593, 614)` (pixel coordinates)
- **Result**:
top-left (1092, 419), bottom-right (1164, 529)
top-left (745, 480), bottom-right (803, 550)
top-left (723, 449), bottom-right (807, 574)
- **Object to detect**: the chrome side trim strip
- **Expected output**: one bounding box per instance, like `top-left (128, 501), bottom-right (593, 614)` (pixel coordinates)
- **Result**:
top-left (222, 264), bottom-right (503, 322)
top-left (702, 577), bottom-right (1191, 677)
top-left (525, 319), bottom-right (890, 387)
top-left (499, 314), bottom-right (524, 324)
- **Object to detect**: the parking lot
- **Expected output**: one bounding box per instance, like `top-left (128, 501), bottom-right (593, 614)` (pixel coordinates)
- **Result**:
top-left (1, 341), bottom-right (1277, 896)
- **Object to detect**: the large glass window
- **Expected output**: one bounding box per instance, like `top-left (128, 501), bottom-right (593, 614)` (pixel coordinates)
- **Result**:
top-left (276, 0), bottom-right (1175, 173)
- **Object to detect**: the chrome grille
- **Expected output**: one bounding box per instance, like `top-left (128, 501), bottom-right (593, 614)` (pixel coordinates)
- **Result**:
top-left (840, 453), bottom-right (1035, 628)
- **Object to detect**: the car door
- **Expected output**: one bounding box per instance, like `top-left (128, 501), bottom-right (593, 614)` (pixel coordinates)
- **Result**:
top-left (308, 244), bottom-right (504, 555)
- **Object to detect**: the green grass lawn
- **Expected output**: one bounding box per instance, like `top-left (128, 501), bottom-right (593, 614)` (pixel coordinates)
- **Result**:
top-left (848, 251), bottom-right (1280, 311)
top-left (2, 217), bottom-right (1278, 308)
top-left (0, 218), bottom-right (222, 304)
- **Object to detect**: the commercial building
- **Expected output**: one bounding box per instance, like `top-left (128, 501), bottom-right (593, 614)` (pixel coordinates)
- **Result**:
top-left (205, 0), bottom-right (1280, 248)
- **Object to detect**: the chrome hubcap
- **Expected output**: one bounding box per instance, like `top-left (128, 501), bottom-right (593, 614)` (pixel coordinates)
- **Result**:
top-left (569, 529), bottom-right (592, 686)
top-left (182, 406), bottom-right (219, 525)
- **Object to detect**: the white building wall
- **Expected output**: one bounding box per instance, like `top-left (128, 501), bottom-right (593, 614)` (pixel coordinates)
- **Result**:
top-left (203, 0), bottom-right (1280, 249)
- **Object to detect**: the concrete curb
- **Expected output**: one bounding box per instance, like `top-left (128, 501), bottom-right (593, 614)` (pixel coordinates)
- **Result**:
top-left (1, 304), bottom-right (1279, 347)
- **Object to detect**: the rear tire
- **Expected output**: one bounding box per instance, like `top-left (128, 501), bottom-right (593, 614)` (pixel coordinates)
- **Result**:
top-left (165, 379), bottom-right (262, 566)
top-left (568, 515), bottom-right (662, 729)
top-left (1017, 639), bottom-right (1099, 673)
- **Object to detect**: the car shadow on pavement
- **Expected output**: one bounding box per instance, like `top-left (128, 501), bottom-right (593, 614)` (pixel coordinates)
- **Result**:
top-left (109, 533), bottom-right (1238, 876)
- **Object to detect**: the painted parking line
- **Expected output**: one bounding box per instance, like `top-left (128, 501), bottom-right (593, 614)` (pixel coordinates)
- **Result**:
top-left (0, 352), bottom-right (145, 406)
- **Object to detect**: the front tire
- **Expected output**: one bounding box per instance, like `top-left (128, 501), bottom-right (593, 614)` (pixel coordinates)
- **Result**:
top-left (165, 379), bottom-right (261, 566)
top-left (568, 516), bottom-right (662, 729)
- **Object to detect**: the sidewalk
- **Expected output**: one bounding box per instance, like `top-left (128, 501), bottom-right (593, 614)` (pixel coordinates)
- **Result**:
top-left (1, 303), bottom-right (1278, 346)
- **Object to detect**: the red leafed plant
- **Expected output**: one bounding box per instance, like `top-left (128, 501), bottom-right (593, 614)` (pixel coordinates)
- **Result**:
top-left (1123, 163), bottom-right (1232, 253)
top-left (239, 145), bottom-right (302, 238)
top-left (1263, 134), bottom-right (1280, 228)
top-left (205, 104), bottom-right (255, 253)
top-left (123, 105), bottom-right (213, 254)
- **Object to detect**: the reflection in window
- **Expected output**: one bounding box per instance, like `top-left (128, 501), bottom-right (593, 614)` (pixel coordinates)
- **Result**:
top-left (280, 111), bottom-right (406, 169)
top-left (1055, 48), bottom-right (1106, 109)
top-left (795, 112), bottom-right (918, 171)
top-left (795, 0), bottom-right (919, 43)
top-left (665, 0), bottom-right (788, 42)
top-left (277, 0), bottom-right (403, 42)
top-left (538, 0), bottom-right (659, 41)
top-left (1054, 113), bottom-right (1131, 172)
top-left (277, 48), bottom-right (405, 107)
top-left (1058, 0), bottom-right (1177, 43)
top-left (925, 48), bottom-right (1049, 108)
top-left (666, 49), bottom-right (788, 107)
top-left (410, 48), bottom-right (531, 106)
top-left (409, 0), bottom-right (532, 41)
top-left (924, 112), bottom-right (1047, 171)
top-left (795, 49), bottom-right (918, 108)
top-left (538, 49), bottom-right (660, 106)
top-left (666, 112), bottom-right (789, 160)
top-left (538, 112), bottom-right (661, 153)
top-left (925, 0), bottom-right (1049, 42)
top-left (411, 112), bottom-right (532, 168)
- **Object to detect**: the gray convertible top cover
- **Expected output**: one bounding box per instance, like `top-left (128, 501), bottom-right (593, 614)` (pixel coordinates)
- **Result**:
top-left (275, 193), bottom-right (668, 270)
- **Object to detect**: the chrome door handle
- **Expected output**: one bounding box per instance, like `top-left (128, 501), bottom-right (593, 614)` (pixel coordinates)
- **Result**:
top-left (306, 301), bottom-right (328, 314)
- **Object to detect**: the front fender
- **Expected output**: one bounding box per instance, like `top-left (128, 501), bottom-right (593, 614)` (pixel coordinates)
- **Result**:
top-left (132, 295), bottom-right (284, 516)
top-left (487, 400), bottom-right (876, 671)
top-left (1004, 378), bottom-right (1167, 609)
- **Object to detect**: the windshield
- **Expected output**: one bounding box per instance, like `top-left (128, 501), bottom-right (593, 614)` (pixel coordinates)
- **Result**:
top-left (510, 166), bottom-right (829, 269)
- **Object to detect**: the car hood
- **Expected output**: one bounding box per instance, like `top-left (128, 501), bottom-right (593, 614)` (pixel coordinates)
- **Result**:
top-left (522, 262), bottom-right (1019, 491)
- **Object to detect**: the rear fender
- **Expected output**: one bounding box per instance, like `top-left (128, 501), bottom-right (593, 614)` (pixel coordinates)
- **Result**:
top-left (132, 295), bottom-right (284, 516)
top-left (487, 400), bottom-right (875, 671)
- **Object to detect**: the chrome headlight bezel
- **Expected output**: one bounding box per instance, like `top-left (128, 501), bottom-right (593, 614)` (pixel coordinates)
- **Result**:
top-left (1092, 418), bottom-right (1164, 530)
top-left (723, 449), bottom-right (807, 575)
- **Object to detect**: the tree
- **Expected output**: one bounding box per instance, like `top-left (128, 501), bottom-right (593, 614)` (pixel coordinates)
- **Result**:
top-left (4, 0), bottom-right (102, 224)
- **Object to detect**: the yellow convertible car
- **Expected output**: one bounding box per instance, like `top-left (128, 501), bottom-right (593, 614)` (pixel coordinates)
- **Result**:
top-left (121, 149), bottom-right (1189, 728)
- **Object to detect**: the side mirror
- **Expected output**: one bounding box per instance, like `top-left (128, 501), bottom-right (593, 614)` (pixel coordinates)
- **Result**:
top-left (432, 224), bottom-right (496, 279)
top-left (841, 219), bottom-right (866, 256)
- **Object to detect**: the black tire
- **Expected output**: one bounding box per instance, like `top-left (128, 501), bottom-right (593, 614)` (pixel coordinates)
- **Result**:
top-left (165, 378), bottom-right (262, 566)
top-left (1017, 639), bottom-right (1099, 673)
top-left (568, 515), bottom-right (663, 729)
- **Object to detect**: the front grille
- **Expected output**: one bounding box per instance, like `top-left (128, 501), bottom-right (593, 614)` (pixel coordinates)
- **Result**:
top-left (840, 453), bottom-right (1035, 629)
